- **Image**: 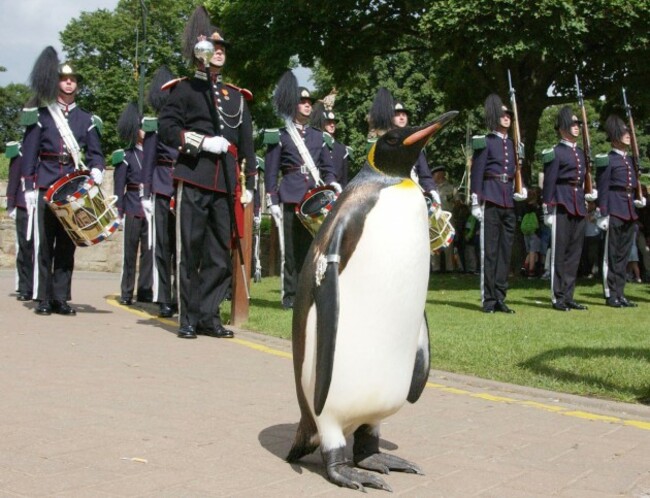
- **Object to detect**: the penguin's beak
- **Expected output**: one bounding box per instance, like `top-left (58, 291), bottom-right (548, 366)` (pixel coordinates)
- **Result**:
top-left (403, 111), bottom-right (459, 147)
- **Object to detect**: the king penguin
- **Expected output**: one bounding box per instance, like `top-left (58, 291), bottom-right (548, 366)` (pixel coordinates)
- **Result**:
top-left (287, 110), bottom-right (458, 492)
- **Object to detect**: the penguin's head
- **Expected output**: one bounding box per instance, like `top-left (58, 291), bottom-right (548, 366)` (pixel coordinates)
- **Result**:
top-left (368, 110), bottom-right (458, 177)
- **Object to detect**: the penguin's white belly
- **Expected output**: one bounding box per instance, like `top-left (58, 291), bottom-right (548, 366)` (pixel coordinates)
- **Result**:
top-left (303, 183), bottom-right (430, 432)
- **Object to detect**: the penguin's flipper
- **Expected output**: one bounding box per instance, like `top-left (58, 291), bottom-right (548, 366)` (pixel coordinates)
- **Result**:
top-left (407, 312), bottom-right (431, 403)
top-left (312, 223), bottom-right (345, 417)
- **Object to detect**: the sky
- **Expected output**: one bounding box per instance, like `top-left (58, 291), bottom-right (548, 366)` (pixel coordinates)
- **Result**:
top-left (0, 0), bottom-right (120, 87)
top-left (0, 0), bottom-right (312, 89)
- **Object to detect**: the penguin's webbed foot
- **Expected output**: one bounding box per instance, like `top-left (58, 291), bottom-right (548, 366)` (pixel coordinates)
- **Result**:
top-left (323, 447), bottom-right (392, 492)
top-left (354, 452), bottom-right (423, 476)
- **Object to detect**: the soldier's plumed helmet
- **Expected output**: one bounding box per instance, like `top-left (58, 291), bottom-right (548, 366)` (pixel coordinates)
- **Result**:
top-left (484, 94), bottom-right (513, 131)
top-left (393, 101), bottom-right (411, 115)
top-left (29, 46), bottom-right (60, 105)
top-left (117, 102), bottom-right (142, 147)
top-left (555, 106), bottom-right (581, 131)
top-left (368, 87), bottom-right (395, 133)
top-left (310, 101), bottom-right (326, 130)
top-left (58, 62), bottom-right (82, 83)
top-left (147, 65), bottom-right (174, 113)
top-left (604, 114), bottom-right (629, 143)
top-left (182, 6), bottom-right (229, 63)
top-left (298, 87), bottom-right (315, 103)
top-left (273, 70), bottom-right (300, 119)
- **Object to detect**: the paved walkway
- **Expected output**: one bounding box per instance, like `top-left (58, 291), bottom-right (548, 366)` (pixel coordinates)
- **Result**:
top-left (1, 270), bottom-right (649, 497)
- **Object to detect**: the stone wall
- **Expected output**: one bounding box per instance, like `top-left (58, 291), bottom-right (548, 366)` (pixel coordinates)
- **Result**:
top-left (0, 175), bottom-right (124, 272)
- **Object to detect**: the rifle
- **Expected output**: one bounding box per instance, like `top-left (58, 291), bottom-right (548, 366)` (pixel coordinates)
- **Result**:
top-left (574, 75), bottom-right (594, 195)
top-left (463, 117), bottom-right (472, 206)
top-left (622, 88), bottom-right (644, 202)
top-left (507, 70), bottom-right (524, 195)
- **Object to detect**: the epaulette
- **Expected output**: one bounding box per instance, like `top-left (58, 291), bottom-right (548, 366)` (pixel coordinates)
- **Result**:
top-left (256, 156), bottom-right (265, 171)
top-left (4, 141), bottom-right (21, 159)
top-left (142, 116), bottom-right (158, 133)
top-left (19, 107), bottom-right (39, 127)
top-left (541, 148), bottom-right (555, 163)
top-left (365, 137), bottom-right (378, 154)
top-left (161, 77), bottom-right (187, 91)
top-left (323, 131), bottom-right (334, 149)
top-left (91, 115), bottom-right (104, 136)
top-left (472, 135), bottom-right (487, 150)
top-left (225, 83), bottom-right (253, 102)
top-left (594, 153), bottom-right (609, 168)
top-left (263, 128), bottom-right (280, 145)
top-left (111, 149), bottom-right (125, 166)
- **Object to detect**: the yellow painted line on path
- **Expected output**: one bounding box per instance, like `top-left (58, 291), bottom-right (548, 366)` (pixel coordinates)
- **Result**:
top-left (108, 295), bottom-right (650, 433)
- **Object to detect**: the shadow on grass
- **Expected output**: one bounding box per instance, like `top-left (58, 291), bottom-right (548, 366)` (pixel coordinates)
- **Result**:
top-left (519, 347), bottom-right (650, 404)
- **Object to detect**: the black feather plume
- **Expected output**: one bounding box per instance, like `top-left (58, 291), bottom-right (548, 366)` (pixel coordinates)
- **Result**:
top-left (147, 65), bottom-right (174, 113)
top-left (273, 70), bottom-right (299, 120)
top-left (484, 94), bottom-right (505, 131)
top-left (368, 87), bottom-right (394, 133)
top-left (604, 114), bottom-right (627, 143)
top-left (117, 102), bottom-right (142, 147)
top-left (182, 6), bottom-right (213, 61)
top-left (29, 46), bottom-right (60, 106)
top-left (310, 101), bottom-right (326, 130)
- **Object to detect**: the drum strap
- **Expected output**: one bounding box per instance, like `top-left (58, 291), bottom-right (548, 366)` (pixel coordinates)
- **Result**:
top-left (285, 119), bottom-right (322, 186)
top-left (47, 103), bottom-right (84, 170)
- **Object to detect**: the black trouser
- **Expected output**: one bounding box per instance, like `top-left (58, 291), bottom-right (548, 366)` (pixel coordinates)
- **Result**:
top-left (480, 203), bottom-right (515, 309)
top-left (550, 207), bottom-right (586, 305)
top-left (33, 193), bottom-right (76, 302)
top-left (152, 195), bottom-right (176, 305)
top-left (603, 216), bottom-right (635, 300)
top-left (120, 214), bottom-right (153, 300)
top-left (14, 207), bottom-right (34, 296)
top-left (282, 203), bottom-right (313, 301)
top-left (176, 182), bottom-right (232, 329)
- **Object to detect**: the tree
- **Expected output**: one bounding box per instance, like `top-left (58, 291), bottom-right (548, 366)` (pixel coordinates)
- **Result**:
top-left (60, 0), bottom-right (202, 152)
top-left (0, 83), bottom-right (31, 148)
top-left (213, 0), bottom-right (650, 178)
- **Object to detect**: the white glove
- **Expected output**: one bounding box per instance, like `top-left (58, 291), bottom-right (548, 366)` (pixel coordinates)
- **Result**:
top-left (141, 197), bottom-right (153, 217)
top-left (8, 208), bottom-right (16, 220)
top-left (470, 193), bottom-right (483, 222)
top-left (544, 214), bottom-right (555, 227)
top-left (90, 168), bottom-right (103, 185)
top-left (25, 190), bottom-right (37, 212)
top-left (585, 188), bottom-right (598, 202)
top-left (513, 187), bottom-right (528, 201)
top-left (329, 182), bottom-right (342, 194)
top-left (634, 196), bottom-right (646, 208)
top-left (596, 215), bottom-right (609, 231)
top-left (253, 215), bottom-right (261, 230)
top-left (269, 204), bottom-right (282, 228)
top-left (241, 189), bottom-right (253, 207)
top-left (201, 136), bottom-right (230, 154)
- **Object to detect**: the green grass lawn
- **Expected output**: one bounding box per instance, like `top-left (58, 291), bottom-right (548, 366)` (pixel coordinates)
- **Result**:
top-left (234, 272), bottom-right (650, 405)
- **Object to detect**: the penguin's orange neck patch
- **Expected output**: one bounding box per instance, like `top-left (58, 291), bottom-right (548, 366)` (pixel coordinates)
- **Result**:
top-left (367, 143), bottom-right (380, 172)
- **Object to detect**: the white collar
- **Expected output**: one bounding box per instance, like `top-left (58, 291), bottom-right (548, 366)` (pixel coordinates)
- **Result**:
top-left (612, 148), bottom-right (626, 156)
top-left (560, 139), bottom-right (576, 149)
top-left (491, 131), bottom-right (508, 140)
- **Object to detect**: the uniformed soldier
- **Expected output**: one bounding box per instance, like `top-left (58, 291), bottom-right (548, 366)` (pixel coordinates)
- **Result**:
top-left (141, 66), bottom-right (179, 318)
top-left (21, 47), bottom-right (105, 316)
top-left (595, 114), bottom-right (645, 308)
top-left (542, 106), bottom-right (597, 311)
top-left (310, 101), bottom-right (351, 188)
top-left (113, 103), bottom-right (153, 306)
top-left (264, 71), bottom-right (339, 310)
top-left (470, 94), bottom-right (528, 313)
top-left (158, 6), bottom-right (257, 338)
top-left (4, 141), bottom-right (34, 301)
top-left (430, 165), bottom-right (457, 272)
